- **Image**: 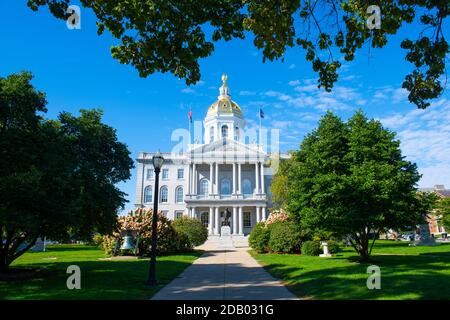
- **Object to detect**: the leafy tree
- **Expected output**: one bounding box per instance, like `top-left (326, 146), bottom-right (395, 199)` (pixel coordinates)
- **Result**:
top-left (270, 157), bottom-right (292, 209)
top-left (0, 72), bottom-right (133, 273)
top-left (282, 111), bottom-right (424, 261)
top-left (27, 0), bottom-right (449, 109)
top-left (436, 196), bottom-right (450, 230)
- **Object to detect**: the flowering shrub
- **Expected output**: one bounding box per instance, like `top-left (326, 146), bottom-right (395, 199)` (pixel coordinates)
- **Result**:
top-left (102, 208), bottom-right (189, 256)
top-left (102, 235), bottom-right (118, 255)
top-left (265, 209), bottom-right (290, 226)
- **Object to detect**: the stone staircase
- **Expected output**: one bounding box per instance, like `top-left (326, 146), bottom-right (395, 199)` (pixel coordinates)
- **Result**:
top-left (203, 234), bottom-right (249, 249)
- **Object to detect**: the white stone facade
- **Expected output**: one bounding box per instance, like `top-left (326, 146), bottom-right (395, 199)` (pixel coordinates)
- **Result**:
top-left (135, 75), bottom-right (278, 236)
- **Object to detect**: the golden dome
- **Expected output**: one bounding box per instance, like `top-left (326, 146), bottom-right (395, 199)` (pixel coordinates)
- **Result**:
top-left (207, 98), bottom-right (243, 118)
top-left (206, 74), bottom-right (243, 118)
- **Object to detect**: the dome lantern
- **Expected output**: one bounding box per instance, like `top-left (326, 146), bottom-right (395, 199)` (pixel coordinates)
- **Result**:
top-left (206, 74), bottom-right (243, 118)
top-left (204, 74), bottom-right (246, 144)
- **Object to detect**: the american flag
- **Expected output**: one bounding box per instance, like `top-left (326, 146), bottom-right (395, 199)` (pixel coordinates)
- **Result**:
top-left (188, 110), bottom-right (192, 123)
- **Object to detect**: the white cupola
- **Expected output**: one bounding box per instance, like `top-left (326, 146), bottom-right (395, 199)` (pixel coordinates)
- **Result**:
top-left (204, 74), bottom-right (246, 144)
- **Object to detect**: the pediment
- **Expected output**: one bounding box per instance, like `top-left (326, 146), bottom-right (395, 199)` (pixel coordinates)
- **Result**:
top-left (188, 138), bottom-right (266, 162)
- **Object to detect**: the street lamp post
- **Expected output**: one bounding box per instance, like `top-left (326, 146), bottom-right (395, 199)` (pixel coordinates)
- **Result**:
top-left (146, 151), bottom-right (164, 286)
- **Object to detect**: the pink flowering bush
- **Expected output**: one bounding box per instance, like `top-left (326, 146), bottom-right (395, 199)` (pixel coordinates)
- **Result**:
top-left (265, 209), bottom-right (290, 226)
top-left (102, 208), bottom-right (189, 256)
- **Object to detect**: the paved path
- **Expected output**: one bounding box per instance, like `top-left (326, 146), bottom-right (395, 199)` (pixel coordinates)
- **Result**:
top-left (151, 246), bottom-right (298, 300)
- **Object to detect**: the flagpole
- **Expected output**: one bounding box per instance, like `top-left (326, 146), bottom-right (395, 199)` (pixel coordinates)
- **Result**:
top-left (259, 108), bottom-right (262, 148)
top-left (188, 106), bottom-right (191, 146)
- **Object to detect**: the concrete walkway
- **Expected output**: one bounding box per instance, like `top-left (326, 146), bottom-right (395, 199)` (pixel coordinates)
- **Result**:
top-left (151, 246), bottom-right (298, 300)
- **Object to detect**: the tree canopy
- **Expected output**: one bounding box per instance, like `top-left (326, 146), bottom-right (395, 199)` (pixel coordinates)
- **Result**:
top-left (436, 196), bottom-right (450, 230)
top-left (27, 0), bottom-right (449, 109)
top-left (274, 110), bottom-right (427, 261)
top-left (0, 72), bottom-right (134, 272)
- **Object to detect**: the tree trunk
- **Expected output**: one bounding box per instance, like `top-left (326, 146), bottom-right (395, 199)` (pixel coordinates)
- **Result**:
top-left (0, 235), bottom-right (38, 274)
top-left (0, 249), bottom-right (9, 273)
top-left (351, 232), bottom-right (371, 262)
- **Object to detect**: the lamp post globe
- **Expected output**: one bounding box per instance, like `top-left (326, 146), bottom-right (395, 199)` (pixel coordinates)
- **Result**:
top-left (152, 151), bottom-right (164, 170)
top-left (146, 151), bottom-right (164, 286)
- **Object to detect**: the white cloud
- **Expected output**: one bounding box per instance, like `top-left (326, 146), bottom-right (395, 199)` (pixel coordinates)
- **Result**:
top-left (342, 75), bottom-right (357, 81)
top-left (271, 120), bottom-right (294, 128)
top-left (372, 86), bottom-right (408, 104)
top-left (181, 88), bottom-right (195, 94)
top-left (378, 99), bottom-right (450, 188)
top-left (294, 84), bottom-right (318, 93)
top-left (288, 80), bottom-right (300, 86)
top-left (239, 90), bottom-right (256, 96)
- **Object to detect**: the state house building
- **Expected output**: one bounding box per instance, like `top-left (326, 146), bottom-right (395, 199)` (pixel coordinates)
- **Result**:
top-left (135, 74), bottom-right (283, 237)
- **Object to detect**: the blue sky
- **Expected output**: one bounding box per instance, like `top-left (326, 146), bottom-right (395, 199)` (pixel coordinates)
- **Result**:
top-left (1, 1), bottom-right (449, 213)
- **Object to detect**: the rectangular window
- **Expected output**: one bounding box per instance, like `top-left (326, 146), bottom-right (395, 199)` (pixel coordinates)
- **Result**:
top-left (146, 168), bottom-right (154, 180)
top-left (243, 212), bottom-right (251, 228)
top-left (175, 211), bottom-right (184, 219)
top-left (177, 168), bottom-right (184, 179)
top-left (162, 169), bottom-right (169, 179)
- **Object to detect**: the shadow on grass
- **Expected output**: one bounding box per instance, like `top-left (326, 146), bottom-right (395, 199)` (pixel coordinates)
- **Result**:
top-left (261, 253), bottom-right (450, 300)
top-left (0, 251), bottom-right (203, 300)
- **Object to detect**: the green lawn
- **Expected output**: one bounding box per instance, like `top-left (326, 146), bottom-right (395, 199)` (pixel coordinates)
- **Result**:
top-left (0, 244), bottom-right (202, 300)
top-left (252, 240), bottom-right (450, 300)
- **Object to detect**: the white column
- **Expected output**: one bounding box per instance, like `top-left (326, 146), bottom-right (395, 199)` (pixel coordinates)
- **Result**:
top-left (262, 207), bottom-right (267, 221)
top-left (238, 163), bottom-right (242, 194)
top-left (214, 206), bottom-right (219, 235)
top-left (215, 162), bottom-right (219, 194)
top-left (232, 207), bottom-right (237, 235)
top-left (209, 162), bottom-right (213, 196)
top-left (255, 162), bottom-right (260, 194)
top-left (256, 206), bottom-right (261, 223)
top-left (192, 163), bottom-right (196, 195)
top-left (194, 164), bottom-right (198, 195)
top-left (192, 207), bottom-right (196, 219)
top-left (188, 163), bottom-right (192, 194)
top-left (238, 207), bottom-right (243, 235)
top-left (232, 163), bottom-right (236, 194)
top-left (260, 162), bottom-right (265, 194)
top-left (209, 207), bottom-right (214, 235)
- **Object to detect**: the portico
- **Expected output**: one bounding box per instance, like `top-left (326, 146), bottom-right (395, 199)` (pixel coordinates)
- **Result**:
top-left (187, 203), bottom-right (267, 235)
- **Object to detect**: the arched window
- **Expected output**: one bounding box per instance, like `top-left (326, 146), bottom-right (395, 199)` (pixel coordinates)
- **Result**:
top-left (200, 179), bottom-right (209, 196)
top-left (221, 125), bottom-right (228, 138)
top-left (209, 126), bottom-right (215, 143)
top-left (144, 186), bottom-right (152, 203)
top-left (221, 179), bottom-right (231, 195)
top-left (234, 126), bottom-right (239, 141)
top-left (175, 186), bottom-right (184, 203)
top-left (160, 186), bottom-right (168, 203)
top-left (243, 179), bottom-right (252, 194)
